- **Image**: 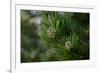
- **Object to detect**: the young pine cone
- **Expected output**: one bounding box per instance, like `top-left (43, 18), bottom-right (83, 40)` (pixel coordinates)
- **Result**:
top-left (47, 27), bottom-right (56, 38)
top-left (65, 40), bottom-right (72, 50)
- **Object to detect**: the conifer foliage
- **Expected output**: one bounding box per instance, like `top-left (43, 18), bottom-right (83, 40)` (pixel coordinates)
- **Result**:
top-left (21, 10), bottom-right (89, 62)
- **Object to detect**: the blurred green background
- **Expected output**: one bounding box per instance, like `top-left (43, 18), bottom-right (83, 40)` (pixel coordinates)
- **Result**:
top-left (21, 10), bottom-right (89, 63)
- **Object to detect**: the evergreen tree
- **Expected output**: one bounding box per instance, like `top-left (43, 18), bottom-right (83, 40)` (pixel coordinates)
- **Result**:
top-left (21, 10), bottom-right (89, 62)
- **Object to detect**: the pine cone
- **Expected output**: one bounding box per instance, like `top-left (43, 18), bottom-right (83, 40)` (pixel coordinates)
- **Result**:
top-left (65, 40), bottom-right (72, 50)
top-left (47, 27), bottom-right (56, 38)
